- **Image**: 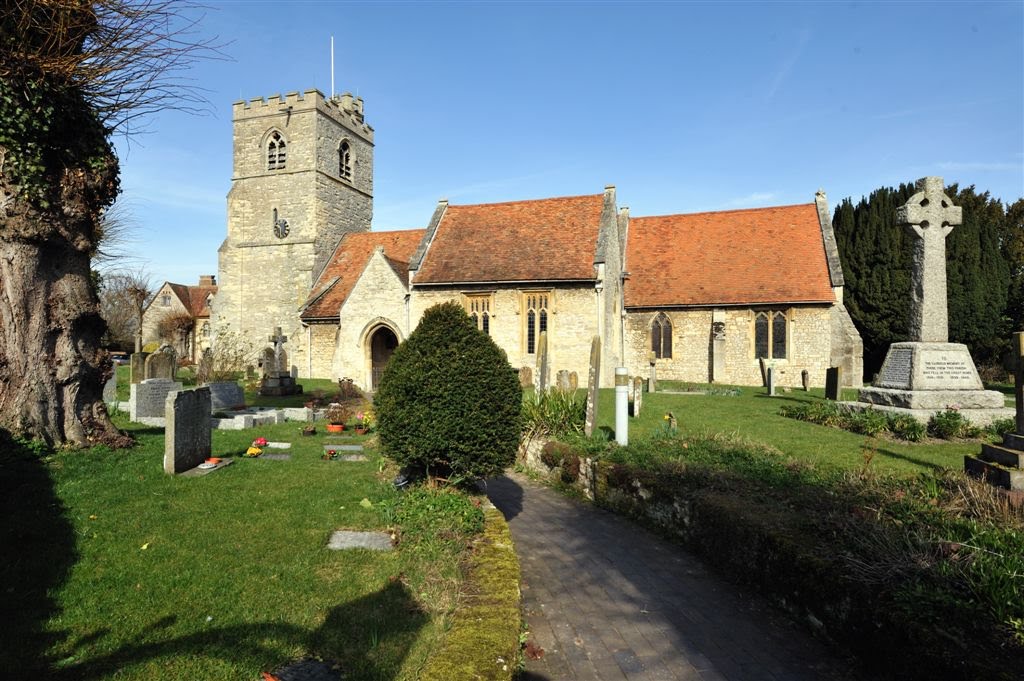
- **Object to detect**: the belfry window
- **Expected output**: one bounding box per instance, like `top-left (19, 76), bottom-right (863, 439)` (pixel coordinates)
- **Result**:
top-left (651, 312), bottom-right (673, 359)
top-left (267, 132), bottom-right (286, 170)
top-left (523, 291), bottom-right (550, 354)
top-left (754, 310), bottom-right (788, 359)
top-left (339, 141), bottom-right (352, 181)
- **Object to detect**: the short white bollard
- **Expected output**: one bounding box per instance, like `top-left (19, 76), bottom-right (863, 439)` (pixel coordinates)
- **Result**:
top-left (615, 367), bottom-right (629, 446)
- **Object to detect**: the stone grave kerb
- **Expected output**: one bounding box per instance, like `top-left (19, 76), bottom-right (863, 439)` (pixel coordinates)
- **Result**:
top-left (896, 176), bottom-right (963, 343)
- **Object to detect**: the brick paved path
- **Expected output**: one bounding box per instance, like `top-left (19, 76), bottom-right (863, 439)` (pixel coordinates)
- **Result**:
top-left (486, 474), bottom-right (860, 681)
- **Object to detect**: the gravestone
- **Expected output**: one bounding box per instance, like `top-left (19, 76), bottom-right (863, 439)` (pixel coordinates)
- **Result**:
top-left (519, 366), bottom-right (533, 388)
top-left (801, 369), bottom-right (810, 392)
top-left (164, 388), bottom-right (212, 474)
top-left (632, 376), bottom-right (643, 416)
top-left (259, 327), bottom-right (302, 396)
top-left (130, 378), bottom-right (184, 420)
top-left (144, 348), bottom-right (176, 380)
top-left (758, 357), bottom-right (768, 388)
top-left (766, 367), bottom-right (776, 396)
top-left (857, 178), bottom-right (1008, 424)
top-left (1016, 332), bottom-right (1024, 435)
top-left (536, 331), bottom-right (549, 393)
top-left (129, 352), bottom-right (149, 384)
top-left (569, 371), bottom-right (579, 391)
top-left (556, 370), bottom-right (570, 391)
top-left (711, 311), bottom-right (726, 383)
top-left (584, 336), bottom-right (601, 437)
top-left (648, 351), bottom-right (657, 393)
top-left (825, 367), bottom-right (842, 401)
top-left (206, 381), bottom-right (245, 412)
top-left (103, 372), bottom-right (118, 403)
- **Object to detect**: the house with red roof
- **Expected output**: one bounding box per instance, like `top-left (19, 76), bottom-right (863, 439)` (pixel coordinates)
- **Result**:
top-left (141, 275), bottom-right (218, 363)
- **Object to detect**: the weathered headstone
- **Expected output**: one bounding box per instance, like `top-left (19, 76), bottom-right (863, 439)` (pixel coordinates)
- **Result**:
top-left (130, 352), bottom-right (149, 384)
top-left (556, 370), bottom-right (570, 391)
top-left (144, 348), bottom-right (176, 380)
top-left (825, 366), bottom-right (842, 401)
top-left (164, 388), bottom-right (212, 474)
top-left (584, 336), bottom-right (601, 437)
top-left (857, 178), bottom-right (1008, 422)
top-left (568, 371), bottom-right (579, 391)
top-left (130, 378), bottom-right (184, 420)
top-left (766, 366), bottom-right (776, 396)
top-left (711, 311), bottom-right (726, 383)
top-left (519, 366), bottom-right (533, 388)
top-left (207, 381), bottom-right (245, 412)
top-left (632, 376), bottom-right (643, 417)
top-left (801, 369), bottom-right (810, 392)
top-left (648, 351), bottom-right (657, 393)
top-left (259, 327), bottom-right (302, 396)
top-left (260, 347), bottom-right (275, 379)
top-left (102, 372), bottom-right (118, 403)
top-left (758, 357), bottom-right (768, 387)
top-left (245, 365), bottom-right (257, 380)
top-left (536, 331), bottom-right (549, 393)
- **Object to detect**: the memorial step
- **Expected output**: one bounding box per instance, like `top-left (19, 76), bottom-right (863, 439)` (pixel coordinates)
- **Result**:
top-left (964, 456), bottom-right (1024, 491)
top-left (1004, 432), bottom-right (1024, 450)
top-left (979, 443), bottom-right (1023, 469)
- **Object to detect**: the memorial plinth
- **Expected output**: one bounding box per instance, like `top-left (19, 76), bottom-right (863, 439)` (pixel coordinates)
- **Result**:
top-left (846, 177), bottom-right (1012, 426)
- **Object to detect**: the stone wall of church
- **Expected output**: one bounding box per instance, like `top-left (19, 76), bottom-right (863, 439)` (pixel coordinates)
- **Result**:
top-left (623, 306), bottom-right (834, 387)
top-left (332, 252), bottom-right (411, 387)
top-left (304, 323), bottom-right (337, 379)
top-left (409, 285), bottom-right (604, 385)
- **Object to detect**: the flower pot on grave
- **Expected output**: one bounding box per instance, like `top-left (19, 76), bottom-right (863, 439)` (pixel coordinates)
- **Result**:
top-left (326, 424), bottom-right (345, 433)
top-left (355, 427), bottom-right (368, 436)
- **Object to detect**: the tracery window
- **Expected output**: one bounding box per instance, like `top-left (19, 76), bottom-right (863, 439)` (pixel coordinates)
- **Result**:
top-left (267, 131), bottom-right (286, 170)
top-left (523, 291), bottom-right (550, 355)
top-left (339, 140), bottom-right (352, 180)
top-left (651, 312), bottom-right (673, 359)
top-left (464, 293), bottom-right (493, 336)
top-left (754, 310), bottom-right (788, 359)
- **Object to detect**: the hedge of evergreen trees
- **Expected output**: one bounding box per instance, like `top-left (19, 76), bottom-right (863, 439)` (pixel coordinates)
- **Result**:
top-left (832, 182), bottom-right (1023, 380)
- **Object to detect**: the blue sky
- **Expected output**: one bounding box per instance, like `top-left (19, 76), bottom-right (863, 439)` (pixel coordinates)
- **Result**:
top-left (111, 0), bottom-right (1024, 287)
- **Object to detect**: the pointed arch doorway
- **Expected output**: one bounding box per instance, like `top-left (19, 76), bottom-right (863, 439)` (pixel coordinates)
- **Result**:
top-left (369, 326), bottom-right (399, 390)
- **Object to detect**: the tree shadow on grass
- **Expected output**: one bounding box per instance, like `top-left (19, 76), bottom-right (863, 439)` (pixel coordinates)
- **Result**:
top-left (49, 581), bottom-right (428, 680)
top-left (873, 447), bottom-right (946, 472)
top-left (0, 435), bottom-right (78, 677)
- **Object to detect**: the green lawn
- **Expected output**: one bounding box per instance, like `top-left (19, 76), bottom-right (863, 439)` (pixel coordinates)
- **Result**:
top-left (592, 384), bottom-right (983, 476)
top-left (3, 417), bottom-right (462, 680)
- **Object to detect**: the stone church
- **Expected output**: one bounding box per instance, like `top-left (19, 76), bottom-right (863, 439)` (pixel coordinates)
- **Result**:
top-left (210, 89), bottom-right (863, 389)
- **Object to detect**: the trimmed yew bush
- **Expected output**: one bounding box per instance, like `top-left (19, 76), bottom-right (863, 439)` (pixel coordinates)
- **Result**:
top-left (376, 302), bottom-right (522, 480)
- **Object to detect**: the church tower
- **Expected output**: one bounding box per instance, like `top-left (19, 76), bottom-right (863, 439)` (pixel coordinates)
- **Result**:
top-left (212, 89), bottom-right (373, 375)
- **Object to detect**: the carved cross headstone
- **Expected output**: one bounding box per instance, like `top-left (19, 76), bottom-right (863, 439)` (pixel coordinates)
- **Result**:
top-left (268, 327), bottom-right (288, 375)
top-left (896, 177), bottom-right (963, 343)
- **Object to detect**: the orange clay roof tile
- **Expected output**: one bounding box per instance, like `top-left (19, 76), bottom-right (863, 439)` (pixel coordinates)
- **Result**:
top-left (302, 229), bottom-right (426, 320)
top-left (413, 194), bottom-right (604, 284)
top-left (624, 204), bottom-right (834, 308)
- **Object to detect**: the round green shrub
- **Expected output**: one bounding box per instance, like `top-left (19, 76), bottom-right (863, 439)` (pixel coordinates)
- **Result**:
top-left (540, 440), bottom-right (570, 469)
top-left (376, 302), bottom-right (523, 480)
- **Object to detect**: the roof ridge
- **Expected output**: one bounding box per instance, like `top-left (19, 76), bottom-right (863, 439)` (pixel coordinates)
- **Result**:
top-left (632, 202), bottom-right (815, 221)
top-left (447, 193), bottom-right (603, 209)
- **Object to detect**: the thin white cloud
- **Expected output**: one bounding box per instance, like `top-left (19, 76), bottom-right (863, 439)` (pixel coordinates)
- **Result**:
top-left (766, 29), bottom-right (811, 101)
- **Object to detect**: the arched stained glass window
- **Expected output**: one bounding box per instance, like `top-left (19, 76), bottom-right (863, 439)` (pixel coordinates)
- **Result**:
top-left (772, 311), bottom-right (787, 359)
top-left (754, 312), bottom-right (770, 359)
top-left (651, 313), bottom-right (672, 359)
top-left (339, 140), bottom-right (352, 180)
top-left (267, 131), bottom-right (286, 170)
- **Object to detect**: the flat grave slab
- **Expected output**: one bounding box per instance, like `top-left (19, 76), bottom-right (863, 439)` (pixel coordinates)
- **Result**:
top-left (267, 657), bottom-right (342, 681)
top-left (179, 459), bottom-right (234, 477)
top-left (323, 444), bottom-right (364, 452)
top-left (327, 530), bottom-right (393, 551)
top-left (259, 453), bottom-right (292, 461)
top-left (266, 441), bottom-right (291, 449)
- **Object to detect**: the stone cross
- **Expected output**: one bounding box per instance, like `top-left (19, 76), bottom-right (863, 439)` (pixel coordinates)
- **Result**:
top-left (268, 327), bottom-right (288, 375)
top-left (896, 176), bottom-right (963, 343)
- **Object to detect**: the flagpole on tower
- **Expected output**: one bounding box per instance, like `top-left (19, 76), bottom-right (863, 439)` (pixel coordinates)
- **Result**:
top-left (330, 36), bottom-right (335, 100)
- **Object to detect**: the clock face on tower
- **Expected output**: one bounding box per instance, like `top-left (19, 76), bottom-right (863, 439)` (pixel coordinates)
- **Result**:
top-left (274, 217), bottom-right (289, 239)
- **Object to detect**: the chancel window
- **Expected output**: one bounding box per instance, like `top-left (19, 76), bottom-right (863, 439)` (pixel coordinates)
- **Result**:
top-left (754, 310), bottom-right (788, 359)
top-left (523, 291), bottom-right (550, 354)
top-left (339, 140), bottom-right (352, 181)
top-left (267, 131), bottom-right (286, 170)
top-left (651, 312), bottom-right (673, 359)
top-left (464, 293), bottom-right (493, 335)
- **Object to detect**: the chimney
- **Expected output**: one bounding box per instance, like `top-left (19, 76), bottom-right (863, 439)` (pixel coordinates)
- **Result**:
top-left (198, 275), bottom-right (216, 286)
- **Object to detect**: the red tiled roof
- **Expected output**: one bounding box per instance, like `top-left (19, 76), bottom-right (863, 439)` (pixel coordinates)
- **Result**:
top-left (413, 194), bottom-right (605, 284)
top-left (302, 229), bottom-right (426, 319)
top-left (186, 285), bottom-right (217, 318)
top-left (624, 204), bottom-right (834, 308)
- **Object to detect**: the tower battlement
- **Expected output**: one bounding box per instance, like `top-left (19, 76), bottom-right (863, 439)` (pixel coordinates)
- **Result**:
top-left (232, 89), bottom-right (373, 141)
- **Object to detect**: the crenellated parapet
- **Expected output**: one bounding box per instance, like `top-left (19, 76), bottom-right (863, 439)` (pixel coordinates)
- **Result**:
top-left (232, 89), bottom-right (373, 141)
